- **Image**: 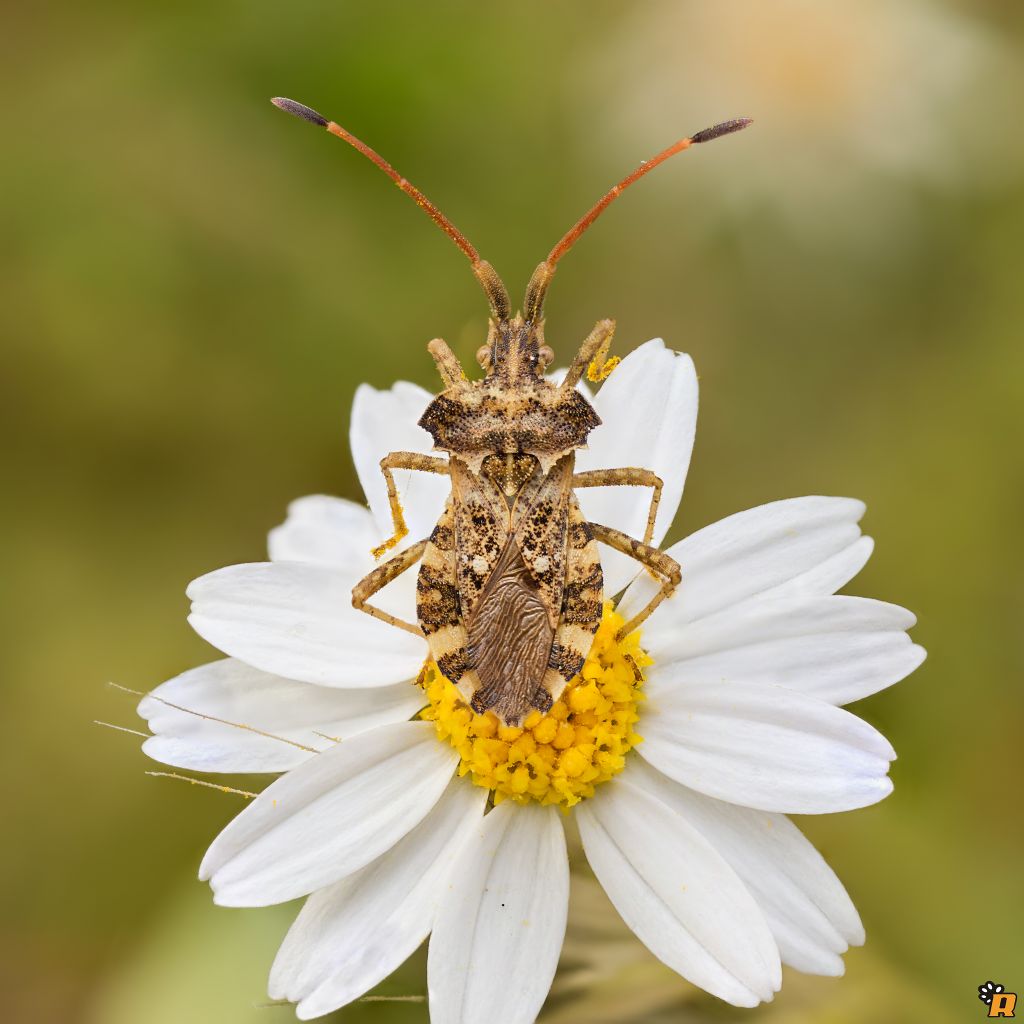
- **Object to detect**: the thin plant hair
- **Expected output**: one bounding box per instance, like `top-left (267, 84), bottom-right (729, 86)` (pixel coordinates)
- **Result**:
top-left (99, 680), bottom-right (336, 800)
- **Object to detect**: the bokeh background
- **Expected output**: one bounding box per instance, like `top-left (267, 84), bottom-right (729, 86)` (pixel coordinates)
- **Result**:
top-left (3, 1), bottom-right (1022, 1022)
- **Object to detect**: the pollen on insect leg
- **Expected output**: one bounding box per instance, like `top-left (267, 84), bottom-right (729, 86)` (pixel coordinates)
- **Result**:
top-left (370, 526), bottom-right (409, 559)
top-left (586, 355), bottom-right (620, 383)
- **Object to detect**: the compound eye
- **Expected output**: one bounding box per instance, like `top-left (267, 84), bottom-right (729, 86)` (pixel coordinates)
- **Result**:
top-left (476, 345), bottom-right (492, 370)
top-left (538, 345), bottom-right (554, 369)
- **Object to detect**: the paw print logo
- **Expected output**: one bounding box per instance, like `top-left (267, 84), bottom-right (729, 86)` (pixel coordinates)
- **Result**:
top-left (981, 982), bottom-right (1007, 1005)
top-left (979, 981), bottom-right (1017, 1018)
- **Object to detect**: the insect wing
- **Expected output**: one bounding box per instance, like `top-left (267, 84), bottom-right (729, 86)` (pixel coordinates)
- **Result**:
top-left (464, 536), bottom-right (556, 723)
top-left (510, 455), bottom-right (574, 627)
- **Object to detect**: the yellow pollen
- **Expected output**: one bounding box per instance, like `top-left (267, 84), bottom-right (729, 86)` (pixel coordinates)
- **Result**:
top-left (419, 603), bottom-right (650, 809)
top-left (586, 354), bottom-right (620, 383)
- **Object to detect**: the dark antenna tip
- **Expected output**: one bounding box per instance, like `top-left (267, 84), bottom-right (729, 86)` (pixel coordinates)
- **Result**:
top-left (271, 97), bottom-right (328, 128)
top-left (691, 118), bottom-right (753, 144)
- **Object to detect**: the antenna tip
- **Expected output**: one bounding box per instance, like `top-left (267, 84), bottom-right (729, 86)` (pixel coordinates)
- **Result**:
top-left (271, 97), bottom-right (328, 128)
top-left (691, 118), bottom-right (753, 144)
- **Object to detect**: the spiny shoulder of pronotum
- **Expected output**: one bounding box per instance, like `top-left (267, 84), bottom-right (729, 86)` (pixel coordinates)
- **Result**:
top-left (418, 315), bottom-right (601, 473)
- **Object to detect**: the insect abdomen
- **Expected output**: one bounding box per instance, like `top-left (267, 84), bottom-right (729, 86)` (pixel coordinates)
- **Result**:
top-left (418, 503), bottom-right (475, 696)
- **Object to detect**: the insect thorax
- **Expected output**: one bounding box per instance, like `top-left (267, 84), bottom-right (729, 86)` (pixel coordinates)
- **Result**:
top-left (418, 318), bottom-right (601, 473)
top-left (481, 453), bottom-right (539, 499)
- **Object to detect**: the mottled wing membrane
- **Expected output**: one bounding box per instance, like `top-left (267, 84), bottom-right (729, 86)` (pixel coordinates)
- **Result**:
top-left (465, 538), bottom-right (555, 721)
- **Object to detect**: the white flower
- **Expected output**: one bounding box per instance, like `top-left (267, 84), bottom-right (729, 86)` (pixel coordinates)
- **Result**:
top-left (139, 339), bottom-right (924, 1020)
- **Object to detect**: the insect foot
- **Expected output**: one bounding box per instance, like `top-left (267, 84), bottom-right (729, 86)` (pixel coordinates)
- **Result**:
top-left (369, 451), bottom-right (449, 559)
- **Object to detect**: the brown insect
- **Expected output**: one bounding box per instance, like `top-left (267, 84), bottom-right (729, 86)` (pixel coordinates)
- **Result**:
top-left (272, 97), bottom-right (750, 725)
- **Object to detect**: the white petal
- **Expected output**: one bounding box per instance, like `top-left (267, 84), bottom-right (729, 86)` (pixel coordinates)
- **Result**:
top-left (267, 495), bottom-right (378, 568)
top-left (187, 561), bottom-right (425, 688)
top-left (545, 367), bottom-right (594, 400)
top-left (350, 381), bottom-right (450, 548)
top-left (620, 496), bottom-right (867, 628)
top-left (739, 535), bottom-right (875, 607)
top-left (574, 339), bottom-right (698, 595)
top-left (200, 721), bottom-right (457, 906)
top-left (266, 495), bottom-right (421, 623)
top-left (428, 802), bottom-right (569, 1024)
top-left (639, 680), bottom-right (896, 814)
top-left (645, 596), bottom-right (925, 706)
top-left (577, 778), bottom-right (780, 1007)
top-left (138, 658), bottom-right (422, 774)
top-left (629, 760), bottom-right (864, 977)
top-left (269, 780), bottom-right (486, 1018)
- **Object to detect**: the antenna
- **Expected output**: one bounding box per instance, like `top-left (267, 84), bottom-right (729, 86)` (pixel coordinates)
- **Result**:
top-left (272, 97), bottom-right (511, 320)
top-left (523, 118), bottom-right (752, 322)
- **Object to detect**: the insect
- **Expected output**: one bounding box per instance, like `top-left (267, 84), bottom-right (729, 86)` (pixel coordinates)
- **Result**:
top-left (272, 97), bottom-right (750, 725)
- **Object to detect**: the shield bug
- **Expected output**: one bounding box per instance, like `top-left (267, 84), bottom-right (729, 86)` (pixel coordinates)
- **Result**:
top-left (272, 97), bottom-right (750, 725)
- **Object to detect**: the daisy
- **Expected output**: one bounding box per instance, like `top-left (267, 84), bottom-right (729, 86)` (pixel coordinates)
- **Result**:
top-left (138, 338), bottom-right (925, 1021)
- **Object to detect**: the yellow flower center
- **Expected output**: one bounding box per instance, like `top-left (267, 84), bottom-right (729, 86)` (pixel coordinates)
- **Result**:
top-left (419, 603), bottom-right (650, 809)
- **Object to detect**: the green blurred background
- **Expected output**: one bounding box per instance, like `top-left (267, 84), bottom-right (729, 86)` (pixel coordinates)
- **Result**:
top-left (3, 1), bottom-right (1022, 1021)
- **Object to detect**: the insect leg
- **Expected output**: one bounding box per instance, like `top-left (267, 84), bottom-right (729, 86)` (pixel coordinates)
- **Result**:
top-left (572, 467), bottom-right (664, 547)
top-left (352, 538), bottom-right (429, 637)
top-left (426, 338), bottom-right (464, 388)
top-left (560, 319), bottom-right (617, 390)
top-left (588, 523), bottom-right (681, 639)
top-left (372, 452), bottom-right (450, 559)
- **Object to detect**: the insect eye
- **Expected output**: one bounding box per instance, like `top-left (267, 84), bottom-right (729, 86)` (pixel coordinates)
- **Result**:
top-left (476, 345), bottom-right (492, 370)
top-left (538, 345), bottom-right (554, 369)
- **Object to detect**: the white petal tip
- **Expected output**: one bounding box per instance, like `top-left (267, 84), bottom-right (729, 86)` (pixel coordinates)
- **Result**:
top-left (838, 773), bottom-right (894, 812)
top-left (184, 565), bottom-right (230, 601)
top-left (135, 696), bottom-right (158, 719)
top-left (209, 886), bottom-right (256, 909)
top-left (198, 851), bottom-right (221, 885)
top-left (804, 955), bottom-right (846, 978)
top-left (623, 336), bottom-right (661, 353)
top-left (726, 986), bottom-right (772, 1009)
top-left (873, 775), bottom-right (895, 803)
